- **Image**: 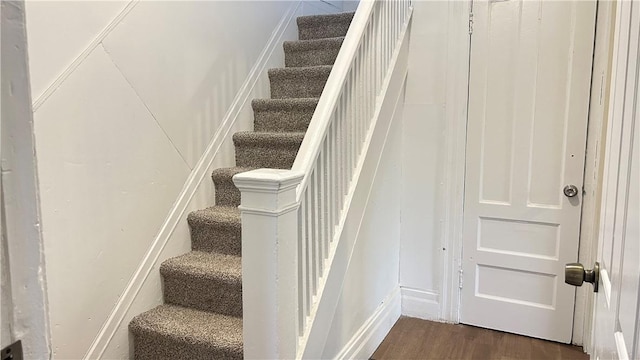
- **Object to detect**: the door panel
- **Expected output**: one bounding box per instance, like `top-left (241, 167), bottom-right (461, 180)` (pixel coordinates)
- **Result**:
top-left (462, 0), bottom-right (597, 342)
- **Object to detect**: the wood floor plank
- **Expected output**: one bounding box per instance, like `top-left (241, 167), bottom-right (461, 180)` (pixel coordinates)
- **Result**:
top-left (371, 317), bottom-right (588, 360)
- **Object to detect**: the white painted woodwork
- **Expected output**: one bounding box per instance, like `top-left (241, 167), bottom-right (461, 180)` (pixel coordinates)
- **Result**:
top-left (1, 2), bottom-right (51, 357)
top-left (235, 0), bottom-right (412, 357)
top-left (233, 169), bottom-right (304, 360)
top-left (574, 1), bottom-right (617, 348)
top-left (592, 2), bottom-right (640, 359)
top-left (461, 0), bottom-right (596, 342)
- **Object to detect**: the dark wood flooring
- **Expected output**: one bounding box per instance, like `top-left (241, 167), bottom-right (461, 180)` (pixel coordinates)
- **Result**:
top-left (371, 317), bottom-right (588, 360)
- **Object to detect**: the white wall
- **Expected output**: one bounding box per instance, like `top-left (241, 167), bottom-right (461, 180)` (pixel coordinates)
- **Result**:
top-left (400, 0), bottom-right (450, 313)
top-left (23, 1), bottom-right (320, 358)
top-left (400, 1), bottom-right (469, 320)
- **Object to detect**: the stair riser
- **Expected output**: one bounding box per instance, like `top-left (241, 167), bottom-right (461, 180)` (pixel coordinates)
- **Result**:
top-left (285, 47), bottom-right (340, 67)
top-left (162, 273), bottom-right (242, 317)
top-left (235, 145), bottom-right (300, 169)
top-left (132, 334), bottom-right (242, 360)
top-left (188, 220), bottom-right (241, 256)
top-left (298, 22), bottom-right (351, 40)
top-left (212, 176), bottom-right (241, 207)
top-left (269, 74), bottom-right (328, 99)
top-left (253, 107), bottom-right (315, 132)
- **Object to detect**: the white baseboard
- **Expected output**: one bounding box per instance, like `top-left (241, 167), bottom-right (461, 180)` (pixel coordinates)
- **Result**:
top-left (83, 2), bottom-right (303, 358)
top-left (401, 287), bottom-right (441, 321)
top-left (335, 287), bottom-right (401, 360)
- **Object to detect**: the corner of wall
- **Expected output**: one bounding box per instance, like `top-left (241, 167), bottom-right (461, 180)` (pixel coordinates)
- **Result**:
top-left (399, 0), bottom-right (470, 324)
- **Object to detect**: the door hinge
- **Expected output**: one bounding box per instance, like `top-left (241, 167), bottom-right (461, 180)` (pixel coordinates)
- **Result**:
top-left (468, 12), bottom-right (474, 35)
top-left (458, 269), bottom-right (464, 289)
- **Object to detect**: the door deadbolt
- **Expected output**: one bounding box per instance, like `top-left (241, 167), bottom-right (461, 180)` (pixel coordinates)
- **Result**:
top-left (565, 262), bottom-right (599, 292)
top-left (563, 184), bottom-right (579, 198)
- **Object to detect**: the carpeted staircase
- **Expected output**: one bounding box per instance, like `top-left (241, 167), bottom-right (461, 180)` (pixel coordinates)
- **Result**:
top-left (129, 11), bottom-right (354, 360)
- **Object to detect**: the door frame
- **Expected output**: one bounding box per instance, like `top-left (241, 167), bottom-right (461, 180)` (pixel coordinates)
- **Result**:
top-left (1, 0), bottom-right (51, 356)
top-left (588, 1), bottom-right (640, 356)
top-left (572, 0), bottom-right (617, 350)
top-left (441, 0), bottom-right (615, 348)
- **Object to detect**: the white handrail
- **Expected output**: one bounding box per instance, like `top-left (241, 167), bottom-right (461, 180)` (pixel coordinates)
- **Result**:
top-left (291, 0), bottom-right (376, 194)
top-left (292, 0), bottom-right (412, 352)
top-left (234, 1), bottom-right (412, 357)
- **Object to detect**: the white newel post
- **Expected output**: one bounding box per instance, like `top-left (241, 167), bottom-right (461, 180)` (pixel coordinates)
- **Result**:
top-left (233, 169), bottom-right (303, 359)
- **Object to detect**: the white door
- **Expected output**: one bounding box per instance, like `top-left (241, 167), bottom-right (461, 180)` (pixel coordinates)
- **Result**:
top-left (592, 2), bottom-right (640, 359)
top-left (461, 0), bottom-right (597, 342)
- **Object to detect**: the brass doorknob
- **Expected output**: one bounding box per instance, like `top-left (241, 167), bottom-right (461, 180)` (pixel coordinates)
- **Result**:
top-left (565, 262), bottom-right (599, 292)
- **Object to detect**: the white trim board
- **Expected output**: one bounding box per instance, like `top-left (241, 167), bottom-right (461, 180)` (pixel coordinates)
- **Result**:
top-left (334, 287), bottom-right (401, 360)
top-left (573, 0), bottom-right (617, 349)
top-left (82, 2), bottom-right (304, 358)
top-left (400, 287), bottom-right (441, 321)
top-left (439, 0), bottom-right (472, 324)
top-left (1, 2), bottom-right (52, 357)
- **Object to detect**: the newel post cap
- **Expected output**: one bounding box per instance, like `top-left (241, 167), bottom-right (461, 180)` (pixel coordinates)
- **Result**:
top-left (232, 168), bottom-right (304, 192)
top-left (233, 169), bottom-right (303, 213)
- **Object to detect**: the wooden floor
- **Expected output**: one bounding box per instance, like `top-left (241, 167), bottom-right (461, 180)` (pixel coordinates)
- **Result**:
top-left (371, 317), bottom-right (588, 360)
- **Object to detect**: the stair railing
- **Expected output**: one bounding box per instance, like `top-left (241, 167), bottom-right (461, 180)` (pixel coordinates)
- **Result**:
top-left (234, 1), bottom-right (412, 358)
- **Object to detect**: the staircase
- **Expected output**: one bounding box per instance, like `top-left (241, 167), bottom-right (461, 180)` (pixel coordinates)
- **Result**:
top-left (128, 12), bottom-right (354, 360)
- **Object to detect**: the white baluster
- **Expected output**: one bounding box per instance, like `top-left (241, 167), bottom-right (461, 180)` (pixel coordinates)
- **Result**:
top-left (298, 201), bottom-right (308, 332)
top-left (320, 143), bottom-right (328, 258)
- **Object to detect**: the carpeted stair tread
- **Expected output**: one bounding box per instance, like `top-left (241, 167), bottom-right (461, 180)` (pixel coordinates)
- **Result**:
top-left (189, 206), bottom-right (241, 227)
top-left (252, 98), bottom-right (319, 132)
top-left (284, 37), bottom-right (344, 67)
top-left (162, 251), bottom-right (241, 284)
top-left (233, 131), bottom-right (305, 169)
top-left (297, 12), bottom-right (355, 40)
top-left (161, 251), bottom-right (242, 316)
top-left (130, 304), bottom-right (242, 360)
top-left (188, 206), bottom-right (241, 255)
top-left (252, 97), bottom-right (320, 111)
top-left (268, 65), bottom-right (332, 99)
top-left (211, 167), bottom-right (255, 207)
top-left (233, 131), bottom-right (306, 145)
